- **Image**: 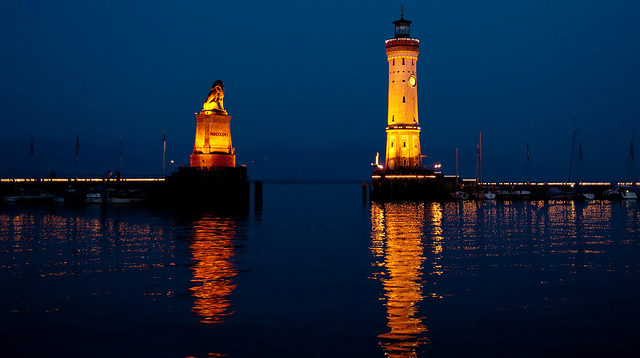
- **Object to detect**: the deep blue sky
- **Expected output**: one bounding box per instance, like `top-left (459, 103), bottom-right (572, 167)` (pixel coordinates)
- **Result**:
top-left (1, 0), bottom-right (639, 181)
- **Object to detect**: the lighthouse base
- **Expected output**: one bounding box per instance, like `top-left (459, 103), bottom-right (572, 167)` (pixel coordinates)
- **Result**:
top-left (371, 168), bottom-right (456, 201)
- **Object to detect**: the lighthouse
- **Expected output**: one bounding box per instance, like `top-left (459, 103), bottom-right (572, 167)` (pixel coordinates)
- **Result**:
top-left (384, 11), bottom-right (421, 170)
top-left (370, 13), bottom-right (453, 201)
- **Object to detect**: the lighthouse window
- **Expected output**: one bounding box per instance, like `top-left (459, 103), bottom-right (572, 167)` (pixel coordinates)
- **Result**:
top-left (402, 58), bottom-right (405, 65)
top-left (392, 115), bottom-right (394, 122)
top-left (412, 59), bottom-right (414, 65)
top-left (391, 142), bottom-right (394, 148)
top-left (403, 141), bottom-right (406, 147)
top-left (392, 59), bottom-right (395, 66)
top-left (403, 96), bottom-right (405, 103)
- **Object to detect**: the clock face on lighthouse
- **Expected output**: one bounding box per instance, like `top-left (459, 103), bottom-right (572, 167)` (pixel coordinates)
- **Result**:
top-left (409, 75), bottom-right (416, 87)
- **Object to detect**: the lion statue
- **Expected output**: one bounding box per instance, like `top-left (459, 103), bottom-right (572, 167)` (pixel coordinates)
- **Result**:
top-left (202, 80), bottom-right (227, 114)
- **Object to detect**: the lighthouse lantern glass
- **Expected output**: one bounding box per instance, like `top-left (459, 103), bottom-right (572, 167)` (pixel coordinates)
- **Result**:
top-left (395, 23), bottom-right (410, 38)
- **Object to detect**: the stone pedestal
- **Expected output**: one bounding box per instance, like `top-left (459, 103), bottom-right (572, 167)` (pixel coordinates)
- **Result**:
top-left (190, 113), bottom-right (236, 168)
top-left (190, 152), bottom-right (235, 168)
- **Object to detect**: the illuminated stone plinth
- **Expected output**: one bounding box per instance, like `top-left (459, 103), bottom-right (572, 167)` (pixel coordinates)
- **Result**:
top-left (190, 113), bottom-right (236, 168)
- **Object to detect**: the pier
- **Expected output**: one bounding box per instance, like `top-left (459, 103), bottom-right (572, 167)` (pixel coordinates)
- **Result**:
top-left (0, 167), bottom-right (259, 209)
top-left (369, 167), bottom-right (639, 201)
top-left (1, 175), bottom-right (638, 204)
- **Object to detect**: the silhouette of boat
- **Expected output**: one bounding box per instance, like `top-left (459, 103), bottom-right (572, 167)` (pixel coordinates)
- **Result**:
top-left (574, 184), bottom-right (595, 200)
top-left (603, 186), bottom-right (637, 200)
top-left (3, 188), bottom-right (55, 203)
top-left (104, 189), bottom-right (145, 204)
top-left (473, 189), bottom-right (496, 200)
top-left (546, 187), bottom-right (575, 200)
top-left (451, 191), bottom-right (469, 200)
top-left (85, 192), bottom-right (102, 204)
top-left (511, 189), bottom-right (532, 199)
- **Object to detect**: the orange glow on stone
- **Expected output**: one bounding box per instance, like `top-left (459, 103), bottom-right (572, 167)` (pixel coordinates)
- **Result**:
top-left (384, 35), bottom-right (421, 170)
top-left (190, 81), bottom-right (236, 168)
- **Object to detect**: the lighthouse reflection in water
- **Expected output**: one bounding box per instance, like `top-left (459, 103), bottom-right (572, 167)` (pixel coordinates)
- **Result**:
top-left (371, 202), bottom-right (443, 357)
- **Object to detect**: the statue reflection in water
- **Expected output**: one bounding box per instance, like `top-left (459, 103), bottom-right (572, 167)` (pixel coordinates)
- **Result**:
top-left (371, 202), bottom-right (439, 357)
top-left (189, 215), bottom-right (238, 324)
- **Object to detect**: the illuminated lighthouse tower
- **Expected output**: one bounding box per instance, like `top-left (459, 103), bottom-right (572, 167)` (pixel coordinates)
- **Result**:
top-left (384, 11), bottom-right (421, 170)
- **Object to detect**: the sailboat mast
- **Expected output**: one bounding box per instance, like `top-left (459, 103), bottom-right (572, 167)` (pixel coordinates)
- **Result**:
top-left (29, 136), bottom-right (34, 179)
top-left (74, 135), bottom-right (79, 179)
top-left (455, 147), bottom-right (459, 185)
top-left (578, 140), bottom-right (583, 184)
top-left (119, 135), bottom-right (124, 176)
top-left (479, 131), bottom-right (482, 184)
top-left (632, 134), bottom-right (636, 185)
top-left (162, 131), bottom-right (166, 177)
top-left (567, 128), bottom-right (576, 183)
top-left (475, 137), bottom-right (479, 184)
top-left (526, 141), bottom-right (530, 185)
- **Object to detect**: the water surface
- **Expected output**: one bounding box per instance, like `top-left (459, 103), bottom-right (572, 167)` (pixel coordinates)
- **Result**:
top-left (1, 185), bottom-right (638, 357)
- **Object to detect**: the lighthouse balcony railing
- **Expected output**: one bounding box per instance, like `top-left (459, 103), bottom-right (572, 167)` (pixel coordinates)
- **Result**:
top-left (386, 124), bottom-right (420, 130)
top-left (385, 38), bottom-right (420, 47)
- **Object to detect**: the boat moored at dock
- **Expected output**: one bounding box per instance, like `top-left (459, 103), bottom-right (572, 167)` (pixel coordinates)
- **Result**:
top-left (603, 186), bottom-right (638, 200)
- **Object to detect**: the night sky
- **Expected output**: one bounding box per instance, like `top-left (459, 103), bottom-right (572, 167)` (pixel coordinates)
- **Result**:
top-left (1, 0), bottom-right (639, 181)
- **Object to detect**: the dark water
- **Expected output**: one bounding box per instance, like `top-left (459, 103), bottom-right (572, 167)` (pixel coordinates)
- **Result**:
top-left (1, 185), bottom-right (639, 357)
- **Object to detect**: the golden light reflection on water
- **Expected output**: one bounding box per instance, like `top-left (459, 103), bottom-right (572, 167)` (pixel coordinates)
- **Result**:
top-left (439, 201), bottom-right (626, 263)
top-left (430, 203), bottom-right (444, 276)
top-left (189, 215), bottom-right (237, 324)
top-left (0, 210), bottom-right (179, 314)
top-left (371, 202), bottom-right (429, 357)
top-left (369, 199), bottom-right (640, 356)
top-left (0, 209), bottom-right (241, 325)
top-left (0, 213), bottom-right (174, 270)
